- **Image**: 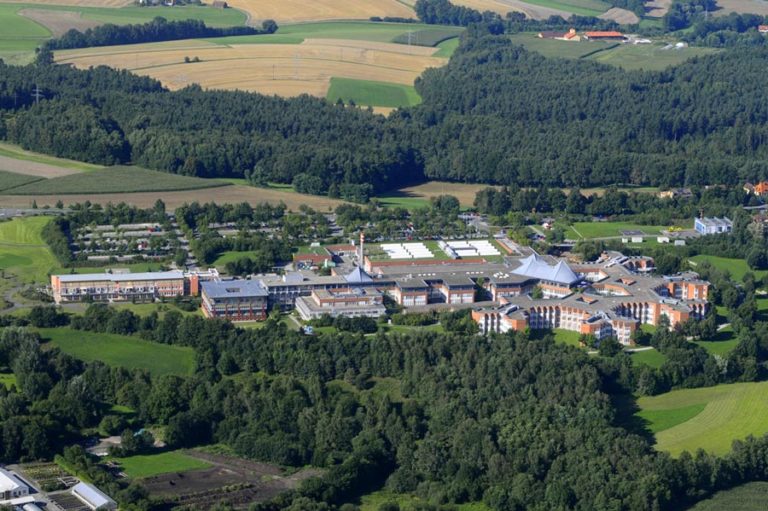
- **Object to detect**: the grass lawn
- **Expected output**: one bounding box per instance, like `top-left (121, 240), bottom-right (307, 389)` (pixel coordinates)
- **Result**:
top-left (8, 166), bottom-right (226, 195)
top-left (569, 221), bottom-right (682, 239)
top-left (689, 255), bottom-right (768, 282)
top-left (110, 302), bottom-right (201, 318)
top-left (327, 78), bottom-right (421, 109)
top-left (637, 381), bottom-right (768, 456)
top-left (0, 372), bottom-right (17, 390)
top-left (586, 43), bottom-right (720, 71)
top-left (0, 170), bottom-right (43, 193)
top-left (375, 193), bottom-right (431, 210)
top-left (0, 141), bottom-right (102, 172)
top-left (629, 348), bottom-right (666, 368)
top-left (0, 216), bottom-right (59, 283)
top-left (695, 325), bottom-right (739, 357)
top-left (355, 490), bottom-right (490, 511)
top-left (688, 482), bottom-right (768, 511)
top-left (38, 327), bottom-right (195, 377)
top-left (0, 4), bottom-right (50, 53)
top-left (115, 450), bottom-right (211, 479)
top-left (508, 33), bottom-right (612, 59)
top-left (434, 37), bottom-right (460, 58)
top-left (212, 250), bottom-right (253, 269)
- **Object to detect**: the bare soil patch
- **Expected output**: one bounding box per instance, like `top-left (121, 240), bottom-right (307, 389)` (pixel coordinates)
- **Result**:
top-left (141, 450), bottom-right (321, 510)
top-left (20, 8), bottom-right (100, 37)
top-left (716, 0), bottom-right (768, 15)
top-left (0, 184), bottom-right (346, 211)
top-left (0, 154), bottom-right (82, 178)
top-left (646, 0), bottom-right (672, 17)
top-left (599, 7), bottom-right (639, 23)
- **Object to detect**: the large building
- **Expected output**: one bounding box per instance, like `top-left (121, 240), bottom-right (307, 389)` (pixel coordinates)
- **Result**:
top-left (51, 270), bottom-right (185, 304)
top-left (295, 288), bottom-right (386, 320)
top-left (201, 280), bottom-right (269, 321)
top-left (694, 216), bottom-right (733, 235)
top-left (0, 468), bottom-right (29, 502)
top-left (472, 253), bottom-right (709, 345)
top-left (71, 482), bottom-right (117, 511)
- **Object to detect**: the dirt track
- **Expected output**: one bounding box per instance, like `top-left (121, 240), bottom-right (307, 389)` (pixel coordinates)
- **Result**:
top-left (0, 155), bottom-right (82, 179)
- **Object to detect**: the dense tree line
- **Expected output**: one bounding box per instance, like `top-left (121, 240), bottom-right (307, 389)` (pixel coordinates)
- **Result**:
top-left (43, 17), bottom-right (277, 51)
top-left (684, 12), bottom-right (768, 47)
top-left (664, 0), bottom-right (718, 30)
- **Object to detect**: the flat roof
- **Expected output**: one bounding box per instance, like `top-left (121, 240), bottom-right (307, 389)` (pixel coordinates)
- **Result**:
top-left (202, 280), bottom-right (268, 299)
top-left (56, 270), bottom-right (184, 283)
top-left (0, 468), bottom-right (24, 493)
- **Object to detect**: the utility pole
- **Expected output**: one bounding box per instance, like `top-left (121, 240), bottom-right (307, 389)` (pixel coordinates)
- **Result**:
top-left (32, 84), bottom-right (43, 105)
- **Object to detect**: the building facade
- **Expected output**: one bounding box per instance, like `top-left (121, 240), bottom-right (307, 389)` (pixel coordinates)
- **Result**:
top-left (295, 288), bottom-right (386, 320)
top-left (694, 217), bottom-right (733, 235)
top-left (201, 280), bottom-right (269, 321)
top-left (51, 271), bottom-right (185, 304)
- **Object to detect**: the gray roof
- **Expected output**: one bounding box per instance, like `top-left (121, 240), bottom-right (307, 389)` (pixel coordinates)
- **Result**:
top-left (202, 279), bottom-right (268, 299)
top-left (511, 254), bottom-right (580, 285)
top-left (72, 482), bottom-right (116, 509)
top-left (56, 270), bottom-right (183, 283)
top-left (345, 267), bottom-right (374, 284)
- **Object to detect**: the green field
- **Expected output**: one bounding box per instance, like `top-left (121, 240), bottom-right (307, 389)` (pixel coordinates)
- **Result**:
top-left (391, 27), bottom-right (464, 46)
top-left (0, 372), bottom-right (17, 390)
top-left (569, 221), bottom-right (680, 239)
top-left (0, 4), bottom-right (50, 55)
top-left (514, 0), bottom-right (609, 16)
top-left (587, 43), bottom-right (720, 71)
top-left (688, 482), bottom-right (768, 511)
top-left (0, 142), bottom-right (102, 172)
top-left (0, 216), bottom-right (59, 282)
top-left (0, 170), bottom-right (43, 193)
top-left (630, 348), bottom-right (667, 368)
top-left (327, 78), bottom-right (421, 109)
top-left (689, 255), bottom-right (768, 282)
top-left (115, 450), bottom-right (211, 479)
top-left (695, 326), bottom-right (739, 357)
top-left (7, 166), bottom-right (227, 195)
top-left (637, 381), bottom-right (768, 456)
top-left (509, 33), bottom-right (612, 59)
top-left (434, 37), bottom-right (460, 58)
top-left (39, 327), bottom-right (195, 377)
top-left (212, 250), bottom-right (254, 269)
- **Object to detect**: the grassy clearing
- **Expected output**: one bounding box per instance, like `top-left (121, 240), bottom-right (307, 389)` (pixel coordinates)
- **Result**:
top-left (39, 327), bottom-right (195, 377)
top-left (434, 37), bottom-right (460, 58)
top-left (569, 221), bottom-right (679, 239)
top-left (212, 250), bottom-right (253, 269)
top-left (327, 78), bottom-right (421, 108)
top-left (0, 141), bottom-right (102, 172)
top-left (0, 372), bottom-right (17, 390)
top-left (0, 216), bottom-right (59, 283)
top-left (514, 0), bottom-right (608, 16)
top-left (688, 255), bottom-right (767, 282)
top-left (0, 170), bottom-right (43, 192)
top-left (630, 348), bottom-right (666, 368)
top-left (637, 403), bottom-right (706, 433)
top-left (276, 21), bottom-right (459, 43)
top-left (0, 4), bottom-right (50, 53)
top-left (509, 33), bottom-right (612, 59)
top-left (115, 450), bottom-right (211, 479)
top-left (355, 490), bottom-right (490, 511)
top-left (391, 27), bottom-right (464, 46)
top-left (689, 482), bottom-right (768, 511)
top-left (637, 381), bottom-right (768, 456)
top-left (8, 166), bottom-right (227, 195)
top-left (695, 326), bottom-right (739, 357)
top-left (587, 43), bottom-right (720, 71)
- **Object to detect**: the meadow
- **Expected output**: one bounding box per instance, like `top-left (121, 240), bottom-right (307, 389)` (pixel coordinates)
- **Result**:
top-left (688, 482), bottom-right (768, 511)
top-left (0, 170), bottom-right (42, 193)
top-left (0, 3), bottom-right (50, 58)
top-left (508, 33), bottom-right (612, 59)
top-left (38, 327), bottom-right (196, 377)
top-left (327, 78), bottom-right (422, 108)
top-left (637, 381), bottom-right (768, 456)
top-left (0, 141), bottom-right (102, 173)
top-left (7, 166), bottom-right (228, 195)
top-left (0, 216), bottom-right (59, 283)
top-left (629, 348), bottom-right (666, 368)
top-left (689, 255), bottom-right (768, 282)
top-left (115, 450), bottom-right (211, 479)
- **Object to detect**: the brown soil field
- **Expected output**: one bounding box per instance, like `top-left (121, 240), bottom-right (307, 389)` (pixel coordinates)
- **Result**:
top-left (19, 8), bottom-right (100, 36)
top-left (397, 181), bottom-right (495, 206)
top-left (0, 0), bottom-right (129, 6)
top-left (716, 0), bottom-right (768, 14)
top-left (142, 450), bottom-right (321, 510)
top-left (0, 155), bottom-right (83, 178)
top-left (646, 0), bottom-right (671, 16)
top-left (56, 39), bottom-right (445, 97)
top-left (453, 0), bottom-right (572, 19)
top-left (224, 0), bottom-right (414, 23)
top-left (0, 184), bottom-right (346, 211)
top-left (598, 7), bottom-right (639, 23)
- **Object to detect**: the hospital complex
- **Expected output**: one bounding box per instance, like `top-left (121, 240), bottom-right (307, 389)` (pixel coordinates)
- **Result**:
top-left (51, 238), bottom-right (709, 346)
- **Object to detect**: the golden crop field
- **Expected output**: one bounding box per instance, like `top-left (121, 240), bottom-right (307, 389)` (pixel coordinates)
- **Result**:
top-left (0, 0), bottom-right (130, 6)
top-left (56, 39), bottom-right (446, 97)
top-left (225, 0), bottom-right (414, 23)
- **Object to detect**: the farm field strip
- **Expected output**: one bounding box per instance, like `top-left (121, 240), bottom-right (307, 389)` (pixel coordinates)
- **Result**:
top-left (637, 381), bottom-right (768, 456)
top-left (688, 482), bottom-right (768, 511)
top-left (223, 0), bottom-right (414, 23)
top-left (0, 216), bottom-right (59, 283)
top-left (116, 450), bottom-right (212, 479)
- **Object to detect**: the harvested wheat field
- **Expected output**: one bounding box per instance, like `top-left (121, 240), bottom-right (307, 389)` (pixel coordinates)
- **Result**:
top-left (225, 0), bottom-right (414, 23)
top-left (20, 8), bottom-right (100, 37)
top-left (56, 39), bottom-right (445, 97)
top-left (396, 181), bottom-right (496, 207)
top-left (452, 0), bottom-right (571, 19)
top-left (0, 155), bottom-right (85, 179)
top-left (0, 185), bottom-right (346, 211)
top-left (598, 7), bottom-right (639, 24)
top-left (0, 0), bottom-right (130, 6)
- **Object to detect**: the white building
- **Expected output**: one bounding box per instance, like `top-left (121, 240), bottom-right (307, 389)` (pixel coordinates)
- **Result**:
top-left (694, 217), bottom-right (732, 235)
top-left (0, 468), bottom-right (29, 502)
top-left (72, 482), bottom-right (117, 511)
